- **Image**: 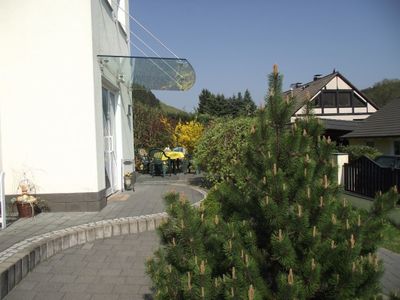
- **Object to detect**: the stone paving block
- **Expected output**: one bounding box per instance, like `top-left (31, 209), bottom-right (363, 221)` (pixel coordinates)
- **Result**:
top-left (6, 265), bottom-right (15, 294)
top-left (104, 224), bottom-right (112, 238)
top-left (113, 283), bottom-right (141, 295)
top-left (10, 278), bottom-right (37, 291)
top-left (77, 230), bottom-right (86, 245)
top-left (112, 223), bottom-right (121, 236)
top-left (59, 282), bottom-right (88, 293)
top-left (62, 292), bottom-right (91, 300)
top-left (21, 255), bottom-right (29, 278)
top-left (90, 294), bottom-right (119, 300)
top-left (62, 235), bottom-right (70, 250)
top-left (85, 283), bottom-right (115, 294)
top-left (29, 250), bottom-right (35, 271)
top-left (129, 218), bottom-right (138, 233)
top-left (34, 281), bottom-right (63, 292)
top-left (96, 275), bottom-right (126, 285)
top-left (3, 289), bottom-right (35, 300)
top-left (97, 268), bottom-right (121, 276)
top-left (74, 275), bottom-right (97, 284)
top-left (46, 240), bottom-right (54, 258)
top-left (86, 228), bottom-right (96, 242)
top-left (40, 243), bottom-right (47, 261)
top-left (69, 231), bottom-right (78, 248)
top-left (121, 222), bottom-right (129, 235)
top-left (146, 216), bottom-right (156, 231)
top-left (32, 291), bottom-right (65, 300)
top-left (13, 259), bottom-right (22, 285)
top-left (49, 274), bottom-right (76, 283)
top-left (137, 217), bottom-right (147, 232)
top-left (95, 226), bottom-right (104, 240)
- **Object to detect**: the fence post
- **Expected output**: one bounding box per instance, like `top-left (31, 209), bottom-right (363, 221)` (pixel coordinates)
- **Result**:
top-left (332, 153), bottom-right (349, 186)
top-left (0, 172), bottom-right (6, 229)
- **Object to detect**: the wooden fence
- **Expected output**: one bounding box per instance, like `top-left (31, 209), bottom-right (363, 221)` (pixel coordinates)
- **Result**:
top-left (344, 156), bottom-right (400, 198)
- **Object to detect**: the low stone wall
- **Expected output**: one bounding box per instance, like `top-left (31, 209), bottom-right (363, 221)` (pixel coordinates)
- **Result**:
top-left (0, 212), bottom-right (168, 299)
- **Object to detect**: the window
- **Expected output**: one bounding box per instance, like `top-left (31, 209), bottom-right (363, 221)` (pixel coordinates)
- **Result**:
top-left (394, 141), bottom-right (400, 155)
top-left (321, 92), bottom-right (336, 108)
top-left (338, 92), bottom-right (351, 107)
top-left (353, 93), bottom-right (367, 107)
top-left (312, 94), bottom-right (321, 107)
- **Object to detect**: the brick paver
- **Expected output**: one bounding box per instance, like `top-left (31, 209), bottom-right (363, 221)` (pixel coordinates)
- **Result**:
top-left (4, 231), bottom-right (399, 299)
top-left (4, 231), bottom-right (159, 300)
top-left (0, 176), bottom-right (205, 253)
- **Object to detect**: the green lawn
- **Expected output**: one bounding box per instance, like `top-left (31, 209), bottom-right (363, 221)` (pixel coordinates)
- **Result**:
top-left (340, 191), bottom-right (400, 254)
top-left (380, 221), bottom-right (400, 253)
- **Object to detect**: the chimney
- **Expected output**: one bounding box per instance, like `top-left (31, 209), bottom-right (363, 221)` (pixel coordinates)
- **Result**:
top-left (290, 82), bottom-right (302, 89)
top-left (313, 74), bottom-right (322, 81)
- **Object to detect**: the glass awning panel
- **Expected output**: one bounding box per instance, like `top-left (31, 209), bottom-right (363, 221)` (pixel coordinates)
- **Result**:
top-left (97, 55), bottom-right (195, 91)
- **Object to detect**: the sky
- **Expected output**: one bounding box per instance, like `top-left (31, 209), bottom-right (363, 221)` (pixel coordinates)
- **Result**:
top-left (129, 0), bottom-right (400, 112)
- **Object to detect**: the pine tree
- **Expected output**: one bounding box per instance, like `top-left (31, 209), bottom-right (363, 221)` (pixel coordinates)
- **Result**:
top-left (242, 89), bottom-right (257, 116)
top-left (147, 65), bottom-right (398, 299)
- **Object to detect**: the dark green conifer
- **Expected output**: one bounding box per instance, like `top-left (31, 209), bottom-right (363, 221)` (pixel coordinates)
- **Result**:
top-left (147, 65), bottom-right (397, 299)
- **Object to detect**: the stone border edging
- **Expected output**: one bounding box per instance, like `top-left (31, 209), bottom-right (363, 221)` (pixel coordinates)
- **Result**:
top-left (0, 186), bottom-right (207, 299)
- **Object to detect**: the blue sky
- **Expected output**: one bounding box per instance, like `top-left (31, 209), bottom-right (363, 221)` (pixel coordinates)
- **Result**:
top-left (129, 0), bottom-right (400, 112)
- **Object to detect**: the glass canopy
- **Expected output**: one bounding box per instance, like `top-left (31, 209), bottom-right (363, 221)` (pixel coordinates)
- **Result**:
top-left (97, 55), bottom-right (195, 91)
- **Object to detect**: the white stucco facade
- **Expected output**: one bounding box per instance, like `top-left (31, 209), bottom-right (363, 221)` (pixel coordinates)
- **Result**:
top-left (0, 0), bottom-right (133, 209)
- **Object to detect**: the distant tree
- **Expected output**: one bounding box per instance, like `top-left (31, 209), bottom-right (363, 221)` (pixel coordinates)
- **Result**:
top-left (362, 79), bottom-right (400, 108)
top-left (197, 89), bottom-right (257, 119)
top-left (242, 89), bottom-right (257, 116)
top-left (198, 89), bottom-right (215, 115)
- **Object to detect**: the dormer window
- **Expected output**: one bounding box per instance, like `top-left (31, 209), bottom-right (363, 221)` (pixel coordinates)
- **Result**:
top-left (338, 92), bottom-right (351, 107)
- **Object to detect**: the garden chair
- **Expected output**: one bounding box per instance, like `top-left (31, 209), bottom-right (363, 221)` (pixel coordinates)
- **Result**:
top-left (148, 148), bottom-right (171, 177)
top-left (136, 148), bottom-right (149, 174)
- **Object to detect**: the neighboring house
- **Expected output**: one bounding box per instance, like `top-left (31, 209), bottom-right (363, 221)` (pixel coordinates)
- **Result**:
top-left (0, 0), bottom-right (133, 211)
top-left (342, 99), bottom-right (400, 155)
top-left (286, 71), bottom-right (379, 142)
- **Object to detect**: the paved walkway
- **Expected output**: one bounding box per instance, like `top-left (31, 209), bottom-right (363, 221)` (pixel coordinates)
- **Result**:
top-left (4, 233), bottom-right (399, 299)
top-left (0, 177), bottom-right (204, 253)
top-left (4, 231), bottom-right (158, 300)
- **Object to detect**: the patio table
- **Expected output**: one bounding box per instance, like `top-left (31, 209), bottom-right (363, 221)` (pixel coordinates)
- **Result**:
top-left (161, 151), bottom-right (185, 173)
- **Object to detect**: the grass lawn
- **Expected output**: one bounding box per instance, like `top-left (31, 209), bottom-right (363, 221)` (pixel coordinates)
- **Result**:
top-left (340, 191), bottom-right (400, 254)
top-left (380, 221), bottom-right (400, 253)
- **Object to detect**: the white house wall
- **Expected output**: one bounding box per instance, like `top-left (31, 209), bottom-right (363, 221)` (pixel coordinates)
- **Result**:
top-left (0, 0), bottom-right (133, 199)
top-left (91, 0), bottom-right (133, 192)
top-left (349, 138), bottom-right (399, 155)
top-left (0, 0), bottom-right (98, 194)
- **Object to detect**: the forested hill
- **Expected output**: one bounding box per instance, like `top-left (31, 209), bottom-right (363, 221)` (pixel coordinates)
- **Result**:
top-left (132, 86), bottom-right (187, 116)
top-left (362, 79), bottom-right (400, 108)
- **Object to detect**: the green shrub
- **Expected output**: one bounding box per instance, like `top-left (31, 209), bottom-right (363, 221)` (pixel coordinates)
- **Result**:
top-left (337, 145), bottom-right (381, 161)
top-left (194, 117), bottom-right (254, 183)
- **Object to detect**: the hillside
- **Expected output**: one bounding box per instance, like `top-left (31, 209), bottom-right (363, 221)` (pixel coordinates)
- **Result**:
top-left (132, 86), bottom-right (188, 116)
top-left (362, 79), bottom-right (400, 108)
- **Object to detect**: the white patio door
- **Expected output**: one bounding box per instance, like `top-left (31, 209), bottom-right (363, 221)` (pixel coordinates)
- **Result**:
top-left (102, 87), bottom-right (117, 196)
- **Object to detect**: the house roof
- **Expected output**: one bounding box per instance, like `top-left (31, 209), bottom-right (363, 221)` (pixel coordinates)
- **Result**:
top-left (320, 119), bottom-right (360, 132)
top-left (283, 71), bottom-right (378, 114)
top-left (343, 99), bottom-right (400, 138)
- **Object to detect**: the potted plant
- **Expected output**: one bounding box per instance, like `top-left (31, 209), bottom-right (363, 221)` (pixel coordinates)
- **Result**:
top-left (11, 194), bottom-right (37, 218)
top-left (11, 173), bottom-right (49, 218)
top-left (124, 172), bottom-right (134, 190)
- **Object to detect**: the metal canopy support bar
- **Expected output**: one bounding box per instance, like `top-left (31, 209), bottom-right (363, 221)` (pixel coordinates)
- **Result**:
top-left (98, 55), bottom-right (196, 91)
